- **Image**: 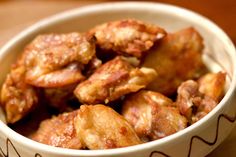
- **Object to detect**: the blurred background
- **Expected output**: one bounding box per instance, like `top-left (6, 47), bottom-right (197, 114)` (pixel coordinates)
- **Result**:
top-left (0, 0), bottom-right (235, 47)
top-left (0, 0), bottom-right (235, 156)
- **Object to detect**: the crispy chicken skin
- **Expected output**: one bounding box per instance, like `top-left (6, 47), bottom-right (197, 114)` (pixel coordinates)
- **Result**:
top-left (176, 72), bottom-right (226, 123)
top-left (89, 19), bottom-right (166, 58)
top-left (24, 33), bottom-right (96, 88)
top-left (75, 105), bottom-right (141, 149)
top-left (74, 56), bottom-right (157, 104)
top-left (1, 55), bottom-right (38, 124)
top-left (31, 110), bottom-right (83, 149)
top-left (122, 90), bottom-right (187, 141)
top-left (198, 72), bottom-right (226, 101)
top-left (142, 27), bottom-right (206, 96)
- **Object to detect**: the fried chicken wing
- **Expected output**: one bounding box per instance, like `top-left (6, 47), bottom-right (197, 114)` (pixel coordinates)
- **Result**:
top-left (176, 72), bottom-right (226, 123)
top-left (122, 90), bottom-right (187, 141)
top-left (24, 33), bottom-right (96, 88)
top-left (142, 27), bottom-right (206, 96)
top-left (89, 19), bottom-right (166, 58)
top-left (198, 72), bottom-right (226, 101)
top-left (74, 56), bottom-right (157, 104)
top-left (193, 72), bottom-right (226, 122)
top-left (31, 110), bottom-right (83, 149)
top-left (1, 55), bottom-right (38, 124)
top-left (75, 105), bottom-right (141, 149)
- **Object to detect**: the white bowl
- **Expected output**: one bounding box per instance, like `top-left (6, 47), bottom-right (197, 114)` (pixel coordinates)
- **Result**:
top-left (0, 2), bottom-right (236, 157)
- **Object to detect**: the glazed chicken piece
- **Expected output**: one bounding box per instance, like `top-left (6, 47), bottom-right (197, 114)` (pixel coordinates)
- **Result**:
top-left (122, 90), bottom-right (187, 141)
top-left (1, 55), bottom-right (38, 124)
top-left (176, 72), bottom-right (226, 123)
top-left (75, 105), bottom-right (141, 149)
top-left (89, 19), bottom-right (166, 58)
top-left (74, 56), bottom-right (157, 104)
top-left (142, 27), bottom-right (206, 96)
top-left (31, 110), bottom-right (83, 149)
top-left (24, 32), bottom-right (96, 88)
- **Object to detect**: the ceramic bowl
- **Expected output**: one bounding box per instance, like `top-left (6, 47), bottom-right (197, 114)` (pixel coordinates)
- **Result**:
top-left (0, 2), bottom-right (235, 157)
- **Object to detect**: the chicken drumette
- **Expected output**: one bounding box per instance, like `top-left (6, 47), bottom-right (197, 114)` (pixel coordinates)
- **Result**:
top-left (75, 104), bottom-right (141, 149)
top-left (1, 54), bottom-right (38, 123)
top-left (142, 27), bottom-right (206, 96)
top-left (24, 32), bottom-right (96, 88)
top-left (122, 90), bottom-right (187, 141)
top-left (74, 56), bottom-right (157, 104)
top-left (31, 110), bottom-right (83, 149)
top-left (89, 19), bottom-right (166, 58)
top-left (176, 72), bottom-right (226, 123)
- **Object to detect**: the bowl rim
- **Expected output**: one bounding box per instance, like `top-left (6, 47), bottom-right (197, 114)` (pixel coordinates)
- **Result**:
top-left (0, 1), bottom-right (235, 156)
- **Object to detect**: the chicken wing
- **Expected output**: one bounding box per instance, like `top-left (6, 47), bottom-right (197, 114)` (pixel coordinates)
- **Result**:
top-left (31, 110), bottom-right (83, 149)
top-left (142, 27), bottom-right (206, 96)
top-left (198, 72), bottom-right (226, 101)
top-left (74, 56), bottom-right (157, 104)
top-left (75, 104), bottom-right (141, 149)
top-left (176, 72), bottom-right (226, 123)
top-left (24, 33), bottom-right (96, 88)
top-left (89, 19), bottom-right (166, 58)
top-left (1, 55), bottom-right (38, 124)
top-left (122, 90), bottom-right (187, 141)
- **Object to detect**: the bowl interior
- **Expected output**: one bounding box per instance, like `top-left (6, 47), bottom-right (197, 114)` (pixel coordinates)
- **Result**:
top-left (0, 2), bottom-right (235, 155)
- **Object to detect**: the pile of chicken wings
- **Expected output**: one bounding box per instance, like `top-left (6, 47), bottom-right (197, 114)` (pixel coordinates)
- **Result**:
top-left (0, 19), bottom-right (226, 149)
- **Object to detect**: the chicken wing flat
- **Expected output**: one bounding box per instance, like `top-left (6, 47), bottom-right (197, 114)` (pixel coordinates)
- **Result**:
top-left (142, 27), bottom-right (206, 96)
top-left (176, 72), bottom-right (226, 123)
top-left (31, 110), bottom-right (83, 149)
top-left (89, 19), bottom-right (166, 58)
top-left (24, 33), bottom-right (96, 88)
top-left (75, 105), bottom-right (141, 149)
top-left (122, 90), bottom-right (187, 141)
top-left (1, 55), bottom-right (38, 124)
top-left (74, 56), bottom-right (157, 104)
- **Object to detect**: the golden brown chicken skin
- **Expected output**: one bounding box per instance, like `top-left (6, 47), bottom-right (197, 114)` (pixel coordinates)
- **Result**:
top-left (1, 55), bottom-right (38, 124)
top-left (74, 56), bottom-right (157, 104)
top-left (122, 90), bottom-right (187, 141)
top-left (24, 33), bottom-right (96, 88)
top-left (142, 27), bottom-right (206, 96)
top-left (31, 110), bottom-right (83, 149)
top-left (198, 72), bottom-right (226, 102)
top-left (89, 19), bottom-right (166, 58)
top-left (75, 105), bottom-right (141, 149)
top-left (176, 72), bottom-right (226, 123)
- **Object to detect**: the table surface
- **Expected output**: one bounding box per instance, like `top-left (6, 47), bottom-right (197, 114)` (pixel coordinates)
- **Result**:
top-left (0, 0), bottom-right (235, 156)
